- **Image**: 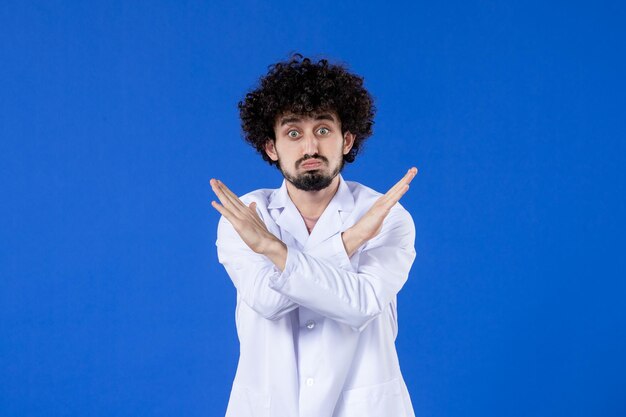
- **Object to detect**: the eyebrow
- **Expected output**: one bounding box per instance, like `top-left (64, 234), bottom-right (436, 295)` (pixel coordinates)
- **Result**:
top-left (279, 113), bottom-right (336, 126)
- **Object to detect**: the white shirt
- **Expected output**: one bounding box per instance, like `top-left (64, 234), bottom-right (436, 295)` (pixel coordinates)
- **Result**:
top-left (216, 174), bottom-right (417, 417)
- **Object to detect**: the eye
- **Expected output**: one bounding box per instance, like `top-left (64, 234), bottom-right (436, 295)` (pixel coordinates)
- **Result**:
top-left (287, 130), bottom-right (300, 138)
top-left (318, 127), bottom-right (330, 135)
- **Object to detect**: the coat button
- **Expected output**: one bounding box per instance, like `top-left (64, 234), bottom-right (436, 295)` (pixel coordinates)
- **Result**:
top-left (306, 378), bottom-right (315, 386)
top-left (305, 320), bottom-right (316, 330)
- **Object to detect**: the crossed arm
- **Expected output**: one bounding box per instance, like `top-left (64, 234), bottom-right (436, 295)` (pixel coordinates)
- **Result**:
top-left (211, 168), bottom-right (418, 331)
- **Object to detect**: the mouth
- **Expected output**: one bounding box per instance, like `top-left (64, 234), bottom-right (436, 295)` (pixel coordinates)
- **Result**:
top-left (300, 160), bottom-right (323, 169)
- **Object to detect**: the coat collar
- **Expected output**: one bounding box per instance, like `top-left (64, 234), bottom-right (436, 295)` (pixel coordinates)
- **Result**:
top-left (268, 174), bottom-right (355, 250)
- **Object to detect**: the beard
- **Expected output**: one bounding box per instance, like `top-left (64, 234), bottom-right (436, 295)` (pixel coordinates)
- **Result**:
top-left (278, 154), bottom-right (344, 192)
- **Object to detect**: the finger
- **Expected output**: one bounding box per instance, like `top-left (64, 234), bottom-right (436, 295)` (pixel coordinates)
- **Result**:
top-left (385, 167), bottom-right (417, 197)
top-left (219, 182), bottom-right (266, 227)
top-left (390, 169), bottom-right (416, 198)
top-left (380, 167), bottom-right (417, 207)
top-left (248, 201), bottom-right (260, 216)
top-left (246, 201), bottom-right (270, 229)
top-left (210, 200), bottom-right (233, 220)
top-left (210, 179), bottom-right (268, 234)
top-left (388, 183), bottom-right (410, 205)
top-left (217, 180), bottom-right (253, 215)
top-left (405, 167), bottom-right (418, 183)
top-left (375, 185), bottom-right (409, 212)
top-left (380, 167), bottom-right (418, 204)
top-left (210, 179), bottom-right (246, 215)
top-left (209, 181), bottom-right (232, 213)
top-left (393, 167), bottom-right (418, 190)
top-left (215, 179), bottom-right (240, 202)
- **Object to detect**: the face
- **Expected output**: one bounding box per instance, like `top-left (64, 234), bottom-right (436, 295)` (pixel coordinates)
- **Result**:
top-left (264, 111), bottom-right (355, 192)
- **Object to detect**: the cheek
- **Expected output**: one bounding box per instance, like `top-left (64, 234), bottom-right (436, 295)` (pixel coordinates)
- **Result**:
top-left (275, 145), bottom-right (300, 164)
top-left (326, 141), bottom-right (345, 158)
top-left (277, 139), bottom-right (299, 152)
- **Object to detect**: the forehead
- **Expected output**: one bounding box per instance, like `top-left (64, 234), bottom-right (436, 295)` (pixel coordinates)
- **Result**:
top-left (275, 111), bottom-right (340, 127)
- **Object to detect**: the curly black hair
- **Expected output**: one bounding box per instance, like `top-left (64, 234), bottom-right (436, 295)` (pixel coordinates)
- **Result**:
top-left (238, 53), bottom-right (376, 167)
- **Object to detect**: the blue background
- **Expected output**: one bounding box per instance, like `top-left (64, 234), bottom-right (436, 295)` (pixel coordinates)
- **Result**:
top-left (1, 1), bottom-right (625, 416)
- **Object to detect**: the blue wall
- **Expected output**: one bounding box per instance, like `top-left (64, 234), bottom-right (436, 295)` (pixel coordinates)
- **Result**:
top-left (1, 1), bottom-right (624, 416)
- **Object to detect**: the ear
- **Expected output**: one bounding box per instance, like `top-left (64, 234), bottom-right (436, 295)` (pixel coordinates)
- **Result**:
top-left (342, 131), bottom-right (356, 155)
top-left (264, 138), bottom-right (279, 162)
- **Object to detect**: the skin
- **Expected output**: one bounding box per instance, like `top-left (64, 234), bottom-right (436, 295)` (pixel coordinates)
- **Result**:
top-left (265, 111), bottom-right (355, 219)
top-left (210, 111), bottom-right (418, 271)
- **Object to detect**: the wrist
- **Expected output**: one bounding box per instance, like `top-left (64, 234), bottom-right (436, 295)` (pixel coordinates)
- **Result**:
top-left (345, 226), bottom-right (368, 245)
top-left (261, 235), bottom-right (285, 256)
top-left (262, 237), bottom-right (288, 271)
top-left (342, 227), bottom-right (366, 258)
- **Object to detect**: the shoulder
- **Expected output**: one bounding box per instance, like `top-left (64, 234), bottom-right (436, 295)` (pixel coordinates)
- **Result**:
top-left (345, 179), bottom-right (381, 200)
top-left (238, 187), bottom-right (275, 206)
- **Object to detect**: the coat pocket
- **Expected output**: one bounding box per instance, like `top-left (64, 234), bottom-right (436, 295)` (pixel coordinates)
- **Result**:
top-left (225, 383), bottom-right (271, 417)
top-left (335, 378), bottom-right (407, 417)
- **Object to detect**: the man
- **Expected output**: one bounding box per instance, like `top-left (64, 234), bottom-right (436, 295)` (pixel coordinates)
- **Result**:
top-left (210, 53), bottom-right (418, 417)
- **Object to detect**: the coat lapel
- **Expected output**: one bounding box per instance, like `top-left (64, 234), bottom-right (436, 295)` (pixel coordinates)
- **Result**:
top-left (305, 176), bottom-right (355, 250)
top-left (268, 174), bottom-right (355, 250)
top-left (268, 179), bottom-right (309, 246)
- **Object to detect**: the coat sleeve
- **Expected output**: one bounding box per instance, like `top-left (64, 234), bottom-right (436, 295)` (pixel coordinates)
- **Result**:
top-left (216, 215), bottom-right (299, 321)
top-left (268, 205), bottom-right (417, 332)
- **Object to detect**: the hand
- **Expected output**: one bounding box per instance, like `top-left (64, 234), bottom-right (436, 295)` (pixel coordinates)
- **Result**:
top-left (209, 178), bottom-right (278, 254)
top-left (347, 167), bottom-right (418, 245)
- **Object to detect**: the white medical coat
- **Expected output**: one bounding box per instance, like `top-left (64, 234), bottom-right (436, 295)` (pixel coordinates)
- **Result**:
top-left (216, 174), bottom-right (417, 417)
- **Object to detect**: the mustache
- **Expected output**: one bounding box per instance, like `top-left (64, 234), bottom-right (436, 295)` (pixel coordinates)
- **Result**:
top-left (298, 155), bottom-right (327, 167)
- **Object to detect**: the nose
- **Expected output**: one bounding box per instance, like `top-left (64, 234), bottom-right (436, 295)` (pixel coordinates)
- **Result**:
top-left (301, 131), bottom-right (319, 156)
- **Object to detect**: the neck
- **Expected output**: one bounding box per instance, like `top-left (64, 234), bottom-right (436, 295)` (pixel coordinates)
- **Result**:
top-left (285, 175), bottom-right (340, 219)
